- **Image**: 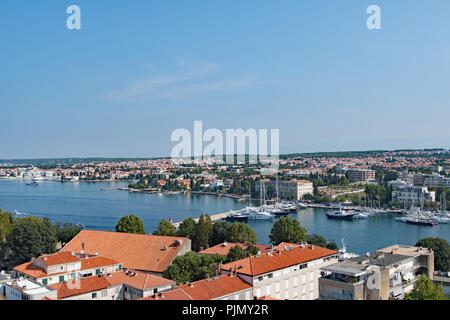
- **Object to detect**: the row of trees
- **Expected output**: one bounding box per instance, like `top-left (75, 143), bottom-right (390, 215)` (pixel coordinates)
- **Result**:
top-left (0, 209), bottom-right (81, 269)
top-left (152, 214), bottom-right (257, 251)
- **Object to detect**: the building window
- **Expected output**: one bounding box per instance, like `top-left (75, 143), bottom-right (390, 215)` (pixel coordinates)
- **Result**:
top-left (102, 290), bottom-right (107, 297)
top-left (92, 293), bottom-right (97, 299)
top-left (59, 276), bottom-right (64, 282)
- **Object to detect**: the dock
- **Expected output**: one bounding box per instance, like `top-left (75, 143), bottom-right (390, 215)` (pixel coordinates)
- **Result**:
top-left (172, 209), bottom-right (247, 228)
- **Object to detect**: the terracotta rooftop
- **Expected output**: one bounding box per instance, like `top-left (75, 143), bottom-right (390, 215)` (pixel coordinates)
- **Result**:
top-left (14, 253), bottom-right (120, 279)
top-left (61, 230), bottom-right (189, 273)
top-left (139, 288), bottom-right (193, 300)
top-left (38, 252), bottom-right (80, 266)
top-left (177, 274), bottom-right (252, 300)
top-left (50, 276), bottom-right (111, 299)
top-left (105, 270), bottom-right (175, 290)
top-left (221, 244), bottom-right (337, 276)
top-left (199, 242), bottom-right (271, 256)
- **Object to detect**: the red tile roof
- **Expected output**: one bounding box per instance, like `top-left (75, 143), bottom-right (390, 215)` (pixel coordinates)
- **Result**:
top-left (139, 288), bottom-right (193, 300)
top-left (50, 276), bottom-right (111, 299)
top-left (221, 244), bottom-right (337, 276)
top-left (38, 252), bottom-right (80, 266)
top-left (177, 274), bottom-right (251, 300)
top-left (61, 230), bottom-right (189, 273)
top-left (105, 270), bottom-right (175, 290)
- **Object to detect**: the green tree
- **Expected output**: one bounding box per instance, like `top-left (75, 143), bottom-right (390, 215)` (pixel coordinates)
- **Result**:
top-left (326, 241), bottom-right (339, 251)
top-left (192, 214), bottom-right (213, 251)
top-left (177, 218), bottom-right (196, 239)
top-left (153, 219), bottom-right (177, 236)
top-left (246, 244), bottom-right (260, 256)
top-left (163, 251), bottom-right (224, 284)
top-left (416, 237), bottom-right (450, 271)
top-left (405, 275), bottom-right (448, 300)
top-left (307, 234), bottom-right (327, 247)
top-left (227, 245), bottom-right (247, 262)
top-left (229, 222), bottom-right (257, 244)
top-left (0, 209), bottom-right (14, 241)
top-left (210, 222), bottom-right (232, 246)
top-left (269, 217), bottom-right (307, 245)
top-left (115, 214), bottom-right (146, 234)
top-left (7, 217), bottom-right (57, 265)
top-left (55, 223), bottom-right (81, 246)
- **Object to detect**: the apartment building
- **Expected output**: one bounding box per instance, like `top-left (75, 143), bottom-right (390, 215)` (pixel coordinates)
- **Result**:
top-left (256, 180), bottom-right (314, 201)
top-left (346, 169), bottom-right (376, 182)
top-left (319, 245), bottom-right (434, 300)
top-left (220, 243), bottom-right (338, 300)
top-left (13, 251), bottom-right (122, 286)
top-left (398, 171), bottom-right (450, 188)
top-left (50, 269), bottom-right (176, 300)
top-left (61, 230), bottom-right (191, 277)
top-left (391, 186), bottom-right (436, 203)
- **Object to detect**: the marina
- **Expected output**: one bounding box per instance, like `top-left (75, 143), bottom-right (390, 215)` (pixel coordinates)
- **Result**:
top-left (0, 180), bottom-right (449, 254)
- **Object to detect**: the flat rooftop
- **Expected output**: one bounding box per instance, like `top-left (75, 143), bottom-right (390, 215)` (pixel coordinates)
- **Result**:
top-left (378, 244), bottom-right (433, 257)
top-left (323, 244), bottom-right (429, 275)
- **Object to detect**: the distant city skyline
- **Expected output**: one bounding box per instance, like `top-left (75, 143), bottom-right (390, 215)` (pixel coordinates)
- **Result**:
top-left (1, 1), bottom-right (450, 158)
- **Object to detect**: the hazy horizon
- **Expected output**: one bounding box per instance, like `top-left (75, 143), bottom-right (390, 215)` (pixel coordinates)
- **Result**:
top-left (2, 1), bottom-right (450, 159)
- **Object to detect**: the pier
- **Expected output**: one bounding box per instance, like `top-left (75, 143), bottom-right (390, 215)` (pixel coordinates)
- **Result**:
top-left (171, 209), bottom-right (244, 228)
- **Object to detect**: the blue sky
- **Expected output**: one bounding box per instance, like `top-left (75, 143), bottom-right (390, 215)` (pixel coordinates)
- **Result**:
top-left (1, 1), bottom-right (449, 159)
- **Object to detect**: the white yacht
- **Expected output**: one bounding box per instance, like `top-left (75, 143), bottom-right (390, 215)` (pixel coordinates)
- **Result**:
top-left (338, 239), bottom-right (359, 261)
top-left (247, 210), bottom-right (274, 220)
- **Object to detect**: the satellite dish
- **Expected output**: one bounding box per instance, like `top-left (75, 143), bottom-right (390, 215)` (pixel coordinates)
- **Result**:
top-left (19, 276), bottom-right (24, 281)
top-left (0, 270), bottom-right (5, 275)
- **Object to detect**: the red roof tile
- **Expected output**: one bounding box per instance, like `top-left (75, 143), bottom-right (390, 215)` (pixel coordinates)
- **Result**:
top-left (105, 270), bottom-right (175, 290)
top-left (61, 230), bottom-right (189, 273)
top-left (221, 244), bottom-right (337, 276)
top-left (50, 277), bottom-right (111, 299)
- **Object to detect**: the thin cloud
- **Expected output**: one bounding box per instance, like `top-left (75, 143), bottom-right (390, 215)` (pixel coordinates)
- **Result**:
top-left (104, 62), bottom-right (259, 102)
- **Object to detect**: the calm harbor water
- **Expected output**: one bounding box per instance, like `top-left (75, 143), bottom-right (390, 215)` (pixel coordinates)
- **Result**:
top-left (0, 180), bottom-right (449, 254)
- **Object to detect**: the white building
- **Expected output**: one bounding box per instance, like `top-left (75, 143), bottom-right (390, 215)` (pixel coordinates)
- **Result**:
top-left (4, 278), bottom-right (57, 300)
top-left (392, 186), bottom-right (435, 203)
top-left (220, 243), bottom-right (339, 300)
top-left (256, 180), bottom-right (314, 201)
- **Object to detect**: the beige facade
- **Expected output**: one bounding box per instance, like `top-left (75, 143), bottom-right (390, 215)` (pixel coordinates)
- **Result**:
top-left (256, 180), bottom-right (313, 201)
top-left (221, 253), bottom-right (338, 300)
top-left (319, 245), bottom-right (434, 300)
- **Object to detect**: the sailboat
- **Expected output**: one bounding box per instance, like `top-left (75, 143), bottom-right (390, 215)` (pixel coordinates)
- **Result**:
top-left (245, 180), bottom-right (274, 220)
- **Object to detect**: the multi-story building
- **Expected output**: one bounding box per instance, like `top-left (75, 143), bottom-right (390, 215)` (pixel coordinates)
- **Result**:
top-left (9, 251), bottom-right (176, 300)
top-left (398, 171), bottom-right (450, 188)
top-left (49, 269), bottom-right (176, 300)
top-left (219, 243), bottom-right (339, 300)
top-left (319, 245), bottom-right (434, 300)
top-left (4, 278), bottom-right (57, 300)
top-left (256, 180), bottom-right (313, 201)
top-left (423, 172), bottom-right (450, 188)
top-left (391, 186), bottom-right (435, 203)
top-left (13, 251), bottom-right (122, 286)
top-left (61, 230), bottom-right (191, 277)
top-left (346, 169), bottom-right (376, 182)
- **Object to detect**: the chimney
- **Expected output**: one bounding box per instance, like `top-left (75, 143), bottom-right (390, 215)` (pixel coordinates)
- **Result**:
top-left (311, 245), bottom-right (314, 250)
top-left (81, 242), bottom-right (85, 255)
